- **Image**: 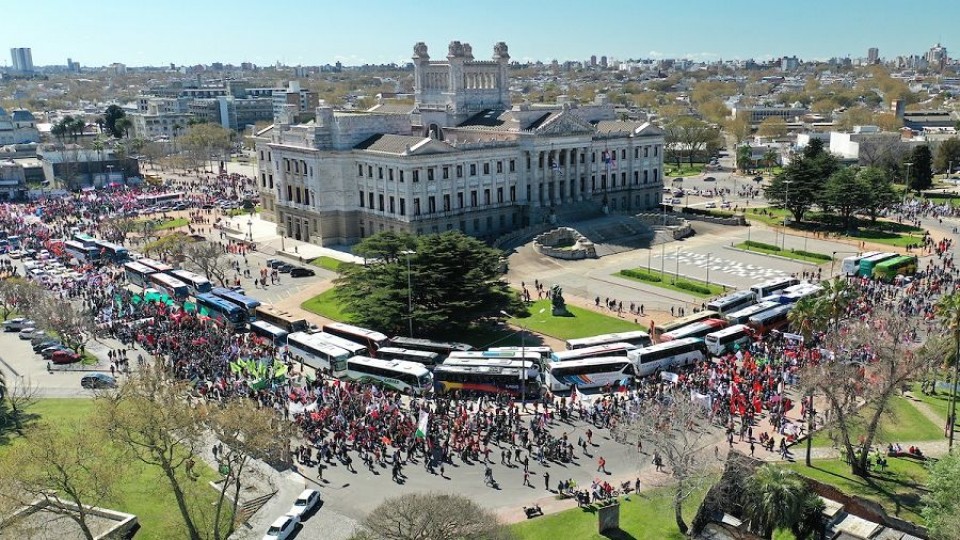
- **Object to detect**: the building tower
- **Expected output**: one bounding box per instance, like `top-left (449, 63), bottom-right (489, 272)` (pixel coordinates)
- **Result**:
top-left (867, 47), bottom-right (879, 65)
top-left (10, 48), bottom-right (33, 73)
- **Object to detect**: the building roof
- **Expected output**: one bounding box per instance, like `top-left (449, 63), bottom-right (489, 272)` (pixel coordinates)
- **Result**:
top-left (354, 134), bottom-right (453, 156)
top-left (11, 110), bottom-right (34, 122)
top-left (367, 102), bottom-right (415, 115)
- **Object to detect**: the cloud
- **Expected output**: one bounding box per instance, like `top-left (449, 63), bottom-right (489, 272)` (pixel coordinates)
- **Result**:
top-left (648, 50), bottom-right (665, 58)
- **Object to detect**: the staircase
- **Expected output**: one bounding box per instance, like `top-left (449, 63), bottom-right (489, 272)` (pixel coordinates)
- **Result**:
top-left (573, 215), bottom-right (657, 257)
top-left (234, 490), bottom-right (277, 526)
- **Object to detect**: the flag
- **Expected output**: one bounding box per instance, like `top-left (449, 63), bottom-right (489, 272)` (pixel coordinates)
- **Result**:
top-left (611, 154), bottom-right (618, 170)
top-left (570, 385), bottom-right (579, 403)
top-left (415, 411), bottom-right (429, 438)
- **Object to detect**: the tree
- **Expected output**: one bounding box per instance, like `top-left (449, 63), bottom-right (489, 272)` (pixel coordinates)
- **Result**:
top-left (934, 137), bottom-right (960, 174)
top-left (0, 376), bottom-right (39, 435)
top-left (736, 144), bottom-right (753, 172)
top-left (183, 241), bottom-right (232, 286)
top-left (821, 167), bottom-right (870, 231)
top-left (908, 145), bottom-right (933, 193)
top-left (858, 167), bottom-right (898, 223)
top-left (742, 464), bottom-right (824, 539)
top-left (335, 231), bottom-right (519, 337)
top-left (103, 105), bottom-right (126, 139)
top-left (349, 493), bottom-right (513, 540)
top-left (114, 116), bottom-right (132, 139)
top-left (143, 232), bottom-right (190, 262)
top-left (835, 106), bottom-right (875, 131)
top-left (665, 117), bottom-right (721, 167)
top-left (757, 117), bottom-right (788, 139)
top-left (765, 140), bottom-right (838, 223)
top-left (31, 294), bottom-right (96, 354)
top-left (180, 123), bottom-right (234, 171)
top-left (922, 451), bottom-right (960, 540)
top-left (936, 293), bottom-right (960, 450)
top-left (724, 116), bottom-right (751, 145)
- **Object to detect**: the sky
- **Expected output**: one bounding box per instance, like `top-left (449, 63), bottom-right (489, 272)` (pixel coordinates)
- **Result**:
top-left (5, 0), bottom-right (958, 67)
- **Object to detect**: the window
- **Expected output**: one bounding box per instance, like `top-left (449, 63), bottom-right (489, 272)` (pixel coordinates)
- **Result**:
top-left (428, 196), bottom-right (436, 213)
top-left (367, 165), bottom-right (373, 178)
top-left (286, 159), bottom-right (291, 172)
top-left (442, 166), bottom-right (449, 179)
top-left (304, 190), bottom-right (310, 206)
top-left (509, 159), bottom-right (515, 172)
top-left (622, 172), bottom-right (627, 186)
top-left (644, 170), bottom-right (649, 183)
top-left (295, 188), bottom-right (302, 204)
top-left (634, 171), bottom-right (639, 185)
top-left (368, 193), bottom-right (374, 209)
top-left (621, 149), bottom-right (626, 159)
top-left (654, 145), bottom-right (659, 157)
top-left (427, 168), bottom-right (434, 181)
top-left (509, 186), bottom-right (516, 202)
top-left (483, 163), bottom-right (490, 175)
top-left (470, 190), bottom-right (477, 207)
top-left (414, 198), bottom-right (421, 215)
top-left (644, 146), bottom-right (649, 158)
top-left (378, 167), bottom-right (383, 180)
top-left (634, 147), bottom-right (639, 159)
top-left (457, 192), bottom-right (464, 208)
top-left (389, 169), bottom-right (394, 181)
top-left (267, 152), bottom-right (271, 162)
top-left (260, 150), bottom-right (264, 161)
top-left (293, 161), bottom-right (298, 174)
top-left (484, 189), bottom-right (490, 205)
top-left (412, 170), bottom-right (419, 182)
top-left (399, 198), bottom-right (406, 216)
top-left (389, 196), bottom-right (395, 214)
top-left (654, 168), bottom-right (659, 181)
top-left (359, 190), bottom-right (365, 208)
top-left (400, 170), bottom-right (405, 183)
top-left (261, 173), bottom-right (266, 187)
top-left (591, 152), bottom-right (596, 163)
top-left (580, 152), bottom-right (585, 164)
top-left (268, 175), bottom-right (273, 189)
top-left (456, 165), bottom-right (463, 178)
top-left (443, 194), bottom-right (451, 211)
top-left (378, 194), bottom-right (384, 211)
top-left (497, 187), bottom-right (503, 203)
top-left (470, 164), bottom-right (477, 176)
top-left (286, 185), bottom-right (293, 201)
top-left (496, 161), bottom-right (503, 173)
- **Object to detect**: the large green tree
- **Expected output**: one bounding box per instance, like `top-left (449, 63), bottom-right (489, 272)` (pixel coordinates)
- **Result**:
top-left (908, 144), bottom-right (933, 193)
top-left (936, 292), bottom-right (960, 451)
top-left (103, 105), bottom-right (126, 139)
top-left (821, 167), bottom-right (869, 231)
top-left (742, 464), bottom-right (825, 539)
top-left (766, 139), bottom-right (838, 223)
top-left (934, 137), bottom-right (960, 174)
top-left (335, 231), bottom-right (519, 338)
top-left (858, 166), bottom-right (898, 223)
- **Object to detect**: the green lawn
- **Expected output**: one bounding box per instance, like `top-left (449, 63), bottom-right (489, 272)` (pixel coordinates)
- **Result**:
top-left (618, 268), bottom-right (727, 298)
top-left (745, 209), bottom-right (925, 247)
top-left (787, 458), bottom-right (929, 524)
top-left (907, 383), bottom-right (954, 425)
top-left (733, 242), bottom-right (833, 264)
top-left (226, 206), bottom-right (262, 217)
top-left (301, 288), bottom-right (355, 322)
top-left (809, 396), bottom-right (944, 448)
top-left (847, 229), bottom-right (924, 248)
top-left (508, 299), bottom-right (644, 340)
top-left (138, 217), bottom-right (188, 231)
top-left (510, 485), bottom-right (707, 540)
top-left (310, 256), bottom-right (344, 273)
top-left (664, 164), bottom-right (705, 177)
top-left (0, 399), bottom-right (228, 540)
top-left (746, 207), bottom-right (790, 227)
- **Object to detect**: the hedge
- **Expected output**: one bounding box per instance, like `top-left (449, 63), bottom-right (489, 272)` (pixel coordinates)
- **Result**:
top-left (621, 268), bottom-right (662, 283)
top-left (673, 280), bottom-right (713, 295)
top-left (620, 269), bottom-right (713, 294)
top-left (743, 240), bottom-right (782, 252)
top-left (790, 249), bottom-right (832, 261)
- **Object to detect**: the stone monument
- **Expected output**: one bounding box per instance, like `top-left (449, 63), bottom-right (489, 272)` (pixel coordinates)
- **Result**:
top-left (550, 284), bottom-right (568, 316)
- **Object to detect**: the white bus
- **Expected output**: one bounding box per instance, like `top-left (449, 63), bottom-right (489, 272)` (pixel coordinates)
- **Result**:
top-left (724, 301), bottom-right (780, 325)
top-left (704, 324), bottom-right (754, 356)
top-left (840, 251), bottom-right (882, 276)
top-left (323, 322), bottom-right (389, 354)
top-left (63, 240), bottom-right (100, 264)
top-left (375, 347), bottom-right (441, 367)
top-left (750, 277), bottom-right (800, 301)
top-left (550, 342), bottom-right (637, 363)
top-left (138, 257), bottom-right (174, 274)
top-left (344, 356), bottom-right (433, 395)
top-left (249, 320), bottom-right (289, 345)
top-left (169, 269), bottom-right (212, 296)
top-left (545, 357), bottom-right (636, 392)
top-left (565, 330), bottom-right (651, 350)
top-left (447, 350), bottom-right (543, 367)
top-left (311, 332), bottom-right (370, 358)
top-left (123, 261), bottom-right (156, 288)
top-left (148, 273), bottom-right (189, 300)
top-left (434, 358), bottom-right (542, 398)
top-left (287, 332), bottom-right (351, 374)
top-left (627, 338), bottom-right (708, 377)
top-left (706, 290), bottom-right (758, 315)
top-left (487, 346), bottom-right (553, 362)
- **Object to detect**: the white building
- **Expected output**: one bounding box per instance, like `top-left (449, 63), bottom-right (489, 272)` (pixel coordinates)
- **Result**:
top-left (0, 109), bottom-right (39, 145)
top-left (9, 48), bottom-right (33, 73)
top-left (254, 41), bottom-right (665, 246)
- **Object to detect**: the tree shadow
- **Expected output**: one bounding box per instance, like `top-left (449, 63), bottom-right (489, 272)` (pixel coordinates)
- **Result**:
top-left (601, 529), bottom-right (639, 540)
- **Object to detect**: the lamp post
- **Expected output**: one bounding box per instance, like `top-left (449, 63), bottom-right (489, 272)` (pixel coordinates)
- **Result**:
top-left (501, 308), bottom-right (544, 411)
top-left (247, 218), bottom-right (253, 242)
top-left (781, 179), bottom-right (793, 251)
top-left (706, 252), bottom-right (711, 286)
top-left (403, 250), bottom-right (415, 338)
top-left (903, 162), bottom-right (913, 204)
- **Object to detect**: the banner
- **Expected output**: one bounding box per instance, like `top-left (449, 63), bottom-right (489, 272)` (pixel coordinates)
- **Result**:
top-left (415, 411), bottom-right (429, 438)
top-left (691, 391), bottom-right (712, 410)
top-left (660, 371), bottom-right (679, 384)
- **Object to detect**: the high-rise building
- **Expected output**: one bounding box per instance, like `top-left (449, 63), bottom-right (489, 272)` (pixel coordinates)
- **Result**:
top-left (590, 55), bottom-right (597, 66)
top-left (867, 47), bottom-right (879, 64)
top-left (600, 55), bottom-right (608, 68)
top-left (10, 48), bottom-right (33, 73)
top-left (927, 43), bottom-right (948, 71)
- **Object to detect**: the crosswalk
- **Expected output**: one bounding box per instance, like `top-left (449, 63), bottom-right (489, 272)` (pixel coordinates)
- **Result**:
top-left (656, 251), bottom-right (790, 280)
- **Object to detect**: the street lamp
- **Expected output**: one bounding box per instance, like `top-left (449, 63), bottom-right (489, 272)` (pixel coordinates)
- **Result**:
top-left (706, 252), bottom-right (711, 286)
top-left (781, 179), bottom-right (793, 250)
top-left (501, 308), bottom-right (545, 411)
top-left (903, 162), bottom-right (913, 204)
top-left (402, 250), bottom-right (415, 338)
top-left (247, 218), bottom-right (253, 242)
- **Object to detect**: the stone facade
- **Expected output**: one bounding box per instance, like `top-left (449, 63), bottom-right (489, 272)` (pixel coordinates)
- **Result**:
top-left (254, 41), bottom-right (665, 246)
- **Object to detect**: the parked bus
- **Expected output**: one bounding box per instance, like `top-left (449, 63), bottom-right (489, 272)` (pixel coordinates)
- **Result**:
top-left (344, 356), bottom-right (433, 395)
top-left (747, 304), bottom-right (793, 335)
top-left (857, 252), bottom-right (897, 278)
top-left (323, 322), bottom-right (389, 354)
top-left (434, 358), bottom-right (541, 398)
top-left (725, 301), bottom-right (780, 325)
top-left (750, 277), bottom-right (800, 300)
top-left (63, 240), bottom-right (100, 264)
top-left (211, 287), bottom-right (261, 322)
top-left (137, 192), bottom-right (185, 206)
top-left (255, 304), bottom-right (309, 333)
top-left (776, 284), bottom-right (822, 304)
top-left (704, 324), bottom-right (754, 356)
top-left (93, 240), bottom-right (129, 263)
top-left (447, 350), bottom-right (543, 369)
top-left (169, 269), bottom-right (213, 296)
top-left (71, 232), bottom-right (97, 248)
top-left (311, 332), bottom-right (369, 358)
top-left (652, 310), bottom-right (721, 342)
top-left (627, 338), bottom-right (708, 377)
top-left (123, 261), bottom-right (156, 288)
top-left (545, 357), bottom-right (636, 392)
top-left (287, 331), bottom-right (351, 374)
top-left (840, 252), bottom-right (882, 276)
top-left (138, 258), bottom-right (174, 274)
top-left (148, 273), bottom-right (189, 301)
top-left (872, 255), bottom-right (918, 281)
top-left (249, 320), bottom-right (289, 345)
top-left (565, 330), bottom-right (651, 350)
top-left (659, 318), bottom-right (728, 342)
top-left (550, 342), bottom-right (637, 363)
top-left (194, 293), bottom-right (244, 328)
top-left (487, 346), bottom-right (553, 362)
top-left (388, 336), bottom-right (474, 356)
top-left (705, 290), bottom-right (758, 315)
top-left (375, 347), bottom-right (441, 367)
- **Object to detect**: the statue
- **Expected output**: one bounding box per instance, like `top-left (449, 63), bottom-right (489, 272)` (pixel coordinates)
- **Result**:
top-left (551, 284), bottom-right (568, 315)
top-left (413, 42), bottom-right (429, 59)
top-left (493, 42), bottom-right (509, 60)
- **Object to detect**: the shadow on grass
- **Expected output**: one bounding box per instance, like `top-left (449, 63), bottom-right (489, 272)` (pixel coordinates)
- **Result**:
top-left (0, 407), bottom-right (42, 445)
top-left (802, 463), bottom-right (928, 519)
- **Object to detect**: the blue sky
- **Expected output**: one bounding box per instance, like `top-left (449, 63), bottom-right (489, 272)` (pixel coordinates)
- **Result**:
top-left (7, 0), bottom-right (958, 67)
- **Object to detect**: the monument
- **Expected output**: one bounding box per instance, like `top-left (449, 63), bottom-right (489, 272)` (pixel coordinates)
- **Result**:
top-left (550, 284), bottom-right (568, 316)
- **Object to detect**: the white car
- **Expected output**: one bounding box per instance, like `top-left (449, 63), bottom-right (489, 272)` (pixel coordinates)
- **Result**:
top-left (263, 514), bottom-right (299, 540)
top-left (288, 489), bottom-right (320, 519)
top-left (7, 250), bottom-right (22, 259)
top-left (705, 202), bottom-right (717, 208)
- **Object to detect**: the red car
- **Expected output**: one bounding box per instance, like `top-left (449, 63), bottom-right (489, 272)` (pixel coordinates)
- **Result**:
top-left (51, 350), bottom-right (82, 365)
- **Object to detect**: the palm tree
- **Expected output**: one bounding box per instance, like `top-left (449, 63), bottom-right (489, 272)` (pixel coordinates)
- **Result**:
top-left (763, 148), bottom-right (779, 172)
top-left (817, 277), bottom-right (852, 331)
top-left (936, 292), bottom-right (960, 450)
top-left (742, 464), bottom-right (811, 539)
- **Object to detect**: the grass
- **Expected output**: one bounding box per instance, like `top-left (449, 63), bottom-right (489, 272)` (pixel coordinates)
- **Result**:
top-left (507, 299), bottom-right (644, 340)
top-left (301, 288), bottom-right (355, 322)
top-left (310, 256), bottom-right (344, 273)
top-left (664, 164), bottom-right (705, 177)
top-left (733, 241), bottom-right (833, 264)
top-left (510, 484), bottom-right (708, 540)
top-left (745, 208), bottom-right (925, 248)
top-left (137, 217), bottom-right (188, 231)
top-left (847, 229), bottom-right (924, 248)
top-left (745, 207), bottom-right (791, 227)
top-left (226, 206), bottom-right (262, 217)
top-left (907, 383), bottom-right (953, 425)
top-left (618, 268), bottom-right (727, 298)
top-left (0, 399), bottom-right (228, 540)
top-left (786, 458), bottom-right (929, 524)
top-left (809, 395), bottom-right (944, 448)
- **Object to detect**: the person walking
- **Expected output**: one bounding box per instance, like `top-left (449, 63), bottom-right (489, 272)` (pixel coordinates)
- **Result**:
top-left (544, 471), bottom-right (551, 491)
top-left (597, 456), bottom-right (607, 474)
top-left (523, 470), bottom-right (531, 487)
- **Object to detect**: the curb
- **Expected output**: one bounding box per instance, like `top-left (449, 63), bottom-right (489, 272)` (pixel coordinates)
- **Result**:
top-left (723, 245), bottom-right (825, 267)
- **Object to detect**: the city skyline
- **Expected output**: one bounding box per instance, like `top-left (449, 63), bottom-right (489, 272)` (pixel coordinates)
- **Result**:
top-left (3, 0), bottom-right (958, 68)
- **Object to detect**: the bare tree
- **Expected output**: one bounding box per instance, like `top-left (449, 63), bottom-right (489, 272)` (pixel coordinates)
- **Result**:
top-left (350, 493), bottom-right (514, 540)
top-left (183, 241), bottom-right (232, 286)
top-left (31, 294), bottom-right (97, 354)
top-left (1, 376), bottom-right (39, 434)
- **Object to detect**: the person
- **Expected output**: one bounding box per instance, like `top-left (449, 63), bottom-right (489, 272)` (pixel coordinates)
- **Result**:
top-left (523, 470), bottom-right (531, 487)
top-left (484, 464), bottom-right (494, 487)
top-left (597, 456), bottom-right (607, 474)
top-left (544, 471), bottom-right (550, 491)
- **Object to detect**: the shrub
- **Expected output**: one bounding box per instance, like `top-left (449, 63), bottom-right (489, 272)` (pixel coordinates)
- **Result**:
top-left (743, 240), bottom-right (782, 252)
top-left (790, 249), bottom-right (832, 261)
top-left (620, 269), bottom-right (662, 283)
top-left (673, 280), bottom-right (712, 295)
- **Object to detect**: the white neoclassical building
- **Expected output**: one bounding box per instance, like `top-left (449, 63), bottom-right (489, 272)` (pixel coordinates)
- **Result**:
top-left (254, 41), bottom-right (665, 246)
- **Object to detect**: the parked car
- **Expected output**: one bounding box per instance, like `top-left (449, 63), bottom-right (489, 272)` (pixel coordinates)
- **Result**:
top-left (288, 489), bottom-right (321, 519)
top-left (3, 318), bottom-right (34, 332)
top-left (33, 340), bottom-right (61, 353)
top-left (277, 264), bottom-right (294, 274)
top-left (262, 514), bottom-right (299, 540)
top-left (81, 373), bottom-right (117, 389)
top-left (266, 259), bottom-right (284, 269)
top-left (51, 350), bottom-right (82, 365)
top-left (18, 327), bottom-right (37, 339)
top-left (705, 202), bottom-right (717, 209)
top-left (290, 267), bottom-right (316, 278)
top-left (670, 198), bottom-right (682, 204)
top-left (29, 331), bottom-right (50, 346)
top-left (703, 176), bottom-right (716, 182)
top-left (7, 249), bottom-right (21, 259)
top-left (41, 345), bottom-right (72, 359)
top-left (721, 201), bottom-right (732, 209)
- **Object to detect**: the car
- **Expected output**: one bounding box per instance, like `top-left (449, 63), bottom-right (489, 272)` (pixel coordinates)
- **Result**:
top-left (18, 327), bottom-right (36, 339)
top-left (703, 176), bottom-right (716, 182)
top-left (288, 489), bottom-right (321, 519)
top-left (3, 318), bottom-right (34, 332)
top-left (7, 250), bottom-right (21, 259)
top-left (41, 345), bottom-right (72, 359)
top-left (51, 350), bottom-right (82, 365)
top-left (267, 259), bottom-right (285, 269)
top-left (670, 198), bottom-right (682, 204)
top-left (262, 514), bottom-right (299, 540)
top-left (705, 202), bottom-right (717, 209)
top-left (277, 264), bottom-right (294, 274)
top-left (290, 267), bottom-right (316, 278)
top-left (81, 373), bottom-right (117, 389)
top-left (33, 340), bottom-right (61, 353)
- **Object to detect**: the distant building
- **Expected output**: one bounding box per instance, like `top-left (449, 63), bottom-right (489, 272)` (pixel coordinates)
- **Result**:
top-left (780, 56), bottom-right (799, 72)
top-left (9, 48), bottom-right (33, 73)
top-left (66, 58), bottom-right (81, 73)
top-left (0, 109), bottom-right (39, 145)
top-left (600, 55), bottom-right (608, 68)
top-left (902, 109), bottom-right (959, 131)
top-left (867, 47), bottom-right (879, 64)
top-left (731, 106), bottom-right (808, 125)
top-left (927, 42), bottom-right (948, 72)
top-left (590, 55), bottom-right (597, 67)
top-left (0, 159), bottom-right (27, 200)
top-left (38, 145), bottom-right (141, 190)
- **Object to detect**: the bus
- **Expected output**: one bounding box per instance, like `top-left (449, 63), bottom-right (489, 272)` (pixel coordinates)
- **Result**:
top-left (137, 192), bottom-right (185, 206)
top-left (323, 322), bottom-right (389, 353)
top-left (659, 318), bottom-right (728, 342)
top-left (872, 255), bottom-right (918, 281)
top-left (447, 350), bottom-right (544, 369)
top-left (778, 285), bottom-right (822, 304)
top-left (704, 324), bottom-right (754, 356)
top-left (565, 330), bottom-right (651, 350)
top-left (311, 332), bottom-right (369, 358)
top-left (747, 304), bottom-right (793, 335)
top-left (287, 331), bottom-right (351, 374)
top-left (725, 301), bottom-right (780, 325)
top-left (63, 240), bottom-right (100, 264)
top-left (344, 356), bottom-right (433, 395)
top-left (72, 232), bottom-right (97, 247)
top-left (840, 252), bottom-right (882, 276)
top-left (433, 359), bottom-right (542, 398)
top-left (387, 336), bottom-right (474, 356)
top-left (169, 269), bottom-right (213, 296)
top-left (148, 273), bottom-right (189, 301)
top-left (249, 320), bottom-right (289, 345)
top-left (211, 287), bottom-right (261, 322)
top-left (138, 258), bottom-right (175, 274)
top-left (627, 338), bottom-right (708, 377)
top-left (255, 304), bottom-right (309, 333)
top-left (487, 346), bottom-right (554, 362)
top-left (545, 357), bottom-right (636, 392)
top-left (93, 240), bottom-right (129, 263)
top-left (375, 347), bottom-right (441, 367)
top-left (858, 252), bottom-right (897, 278)
top-left (549, 342), bottom-right (637, 363)
top-left (123, 261), bottom-right (156, 288)
top-left (750, 277), bottom-right (800, 300)
top-left (194, 293), bottom-right (244, 328)
top-left (652, 310), bottom-right (721, 342)
top-left (706, 290), bottom-right (758, 315)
